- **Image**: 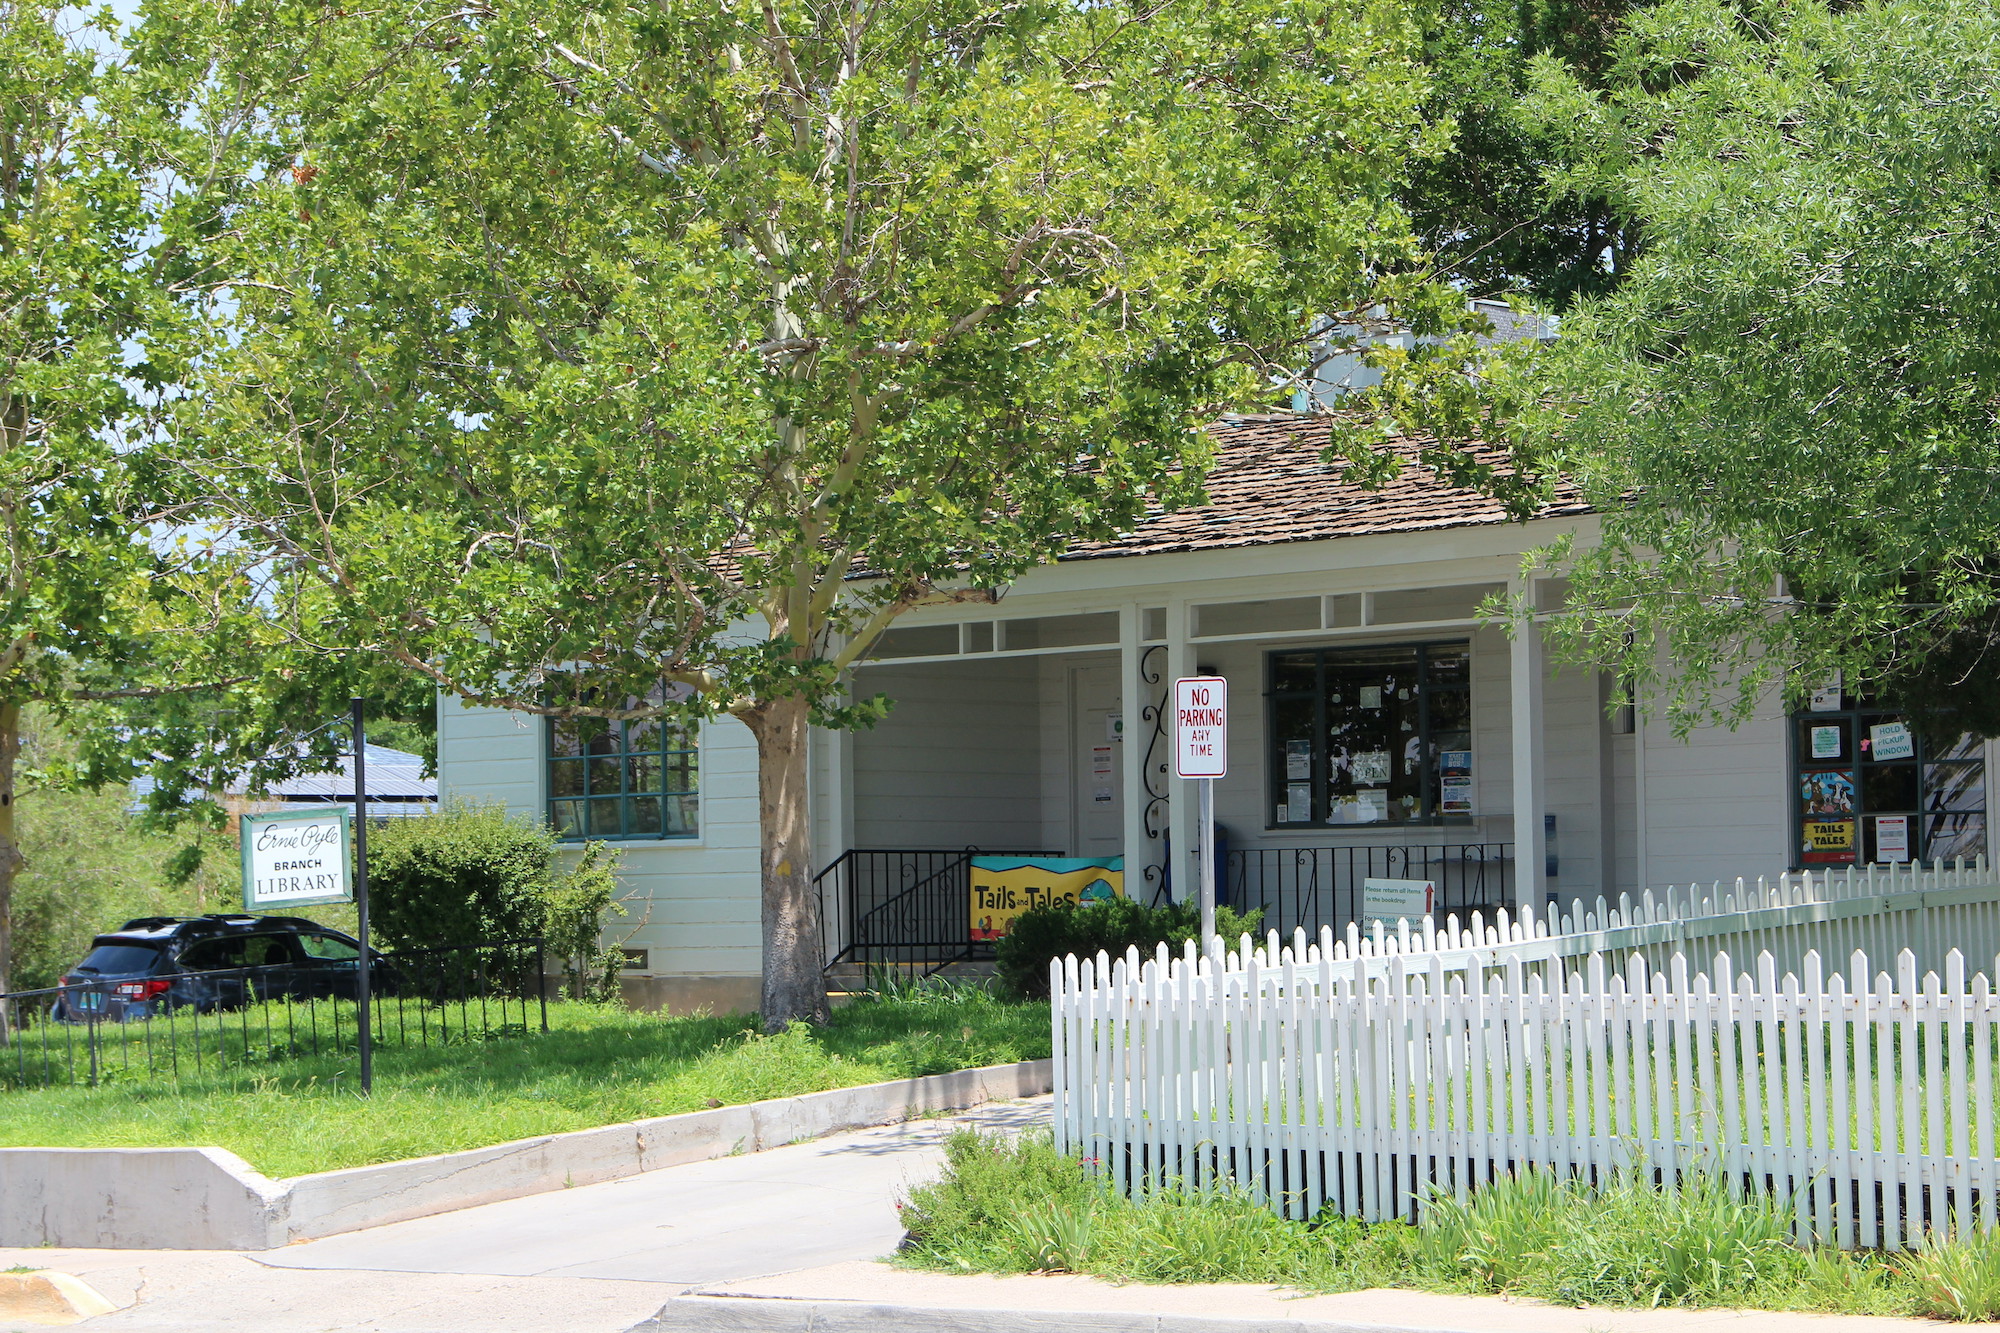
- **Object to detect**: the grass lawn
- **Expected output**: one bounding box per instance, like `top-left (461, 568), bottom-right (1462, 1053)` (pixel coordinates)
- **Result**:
top-left (897, 1131), bottom-right (2000, 1323)
top-left (0, 986), bottom-right (1050, 1178)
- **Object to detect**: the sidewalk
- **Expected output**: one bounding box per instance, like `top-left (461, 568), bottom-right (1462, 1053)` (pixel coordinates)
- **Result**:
top-left (0, 1094), bottom-right (1957, 1333)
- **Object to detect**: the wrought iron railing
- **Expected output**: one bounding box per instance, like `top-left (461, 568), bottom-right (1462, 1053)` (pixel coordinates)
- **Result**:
top-left (1224, 842), bottom-right (1514, 940)
top-left (0, 937), bottom-right (548, 1091)
top-left (816, 847), bottom-right (1058, 970)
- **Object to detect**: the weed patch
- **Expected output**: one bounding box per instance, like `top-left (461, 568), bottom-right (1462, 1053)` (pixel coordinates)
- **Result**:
top-left (899, 1131), bottom-right (2000, 1320)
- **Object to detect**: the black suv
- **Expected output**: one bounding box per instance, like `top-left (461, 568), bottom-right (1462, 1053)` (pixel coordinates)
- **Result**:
top-left (55, 915), bottom-right (399, 1022)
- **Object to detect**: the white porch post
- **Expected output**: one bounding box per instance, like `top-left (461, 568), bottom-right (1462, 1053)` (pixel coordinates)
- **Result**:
top-left (1119, 603), bottom-right (1148, 896)
top-left (1509, 577), bottom-right (1548, 917)
top-left (1166, 596), bottom-right (1193, 903)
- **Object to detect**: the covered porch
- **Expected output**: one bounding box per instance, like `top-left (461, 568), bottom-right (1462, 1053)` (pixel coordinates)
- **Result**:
top-left (813, 579), bottom-right (1613, 973)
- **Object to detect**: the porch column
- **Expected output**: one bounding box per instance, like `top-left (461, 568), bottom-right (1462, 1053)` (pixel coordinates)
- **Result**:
top-left (1166, 596), bottom-right (1194, 903)
top-left (1509, 576), bottom-right (1548, 917)
top-left (1119, 603), bottom-right (1148, 897)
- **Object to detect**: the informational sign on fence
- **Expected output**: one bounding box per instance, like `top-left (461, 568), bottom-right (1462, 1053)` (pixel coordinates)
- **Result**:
top-left (969, 856), bottom-right (1123, 942)
top-left (241, 809), bottom-right (354, 910)
top-left (1361, 876), bottom-right (1435, 926)
top-left (1174, 676), bottom-right (1227, 778)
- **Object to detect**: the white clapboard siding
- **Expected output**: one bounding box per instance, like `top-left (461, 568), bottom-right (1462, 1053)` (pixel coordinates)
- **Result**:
top-left (1053, 861), bottom-right (2000, 1248)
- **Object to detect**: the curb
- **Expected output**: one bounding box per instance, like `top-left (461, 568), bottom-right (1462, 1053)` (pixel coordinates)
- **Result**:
top-left (0, 1270), bottom-right (120, 1326)
top-left (633, 1296), bottom-right (1486, 1333)
top-left (0, 1057), bottom-right (1052, 1251)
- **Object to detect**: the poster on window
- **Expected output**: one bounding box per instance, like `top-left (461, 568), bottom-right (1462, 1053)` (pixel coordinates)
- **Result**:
top-left (1875, 815), bottom-right (1911, 863)
top-left (1800, 770), bottom-right (1855, 816)
top-left (1810, 674), bottom-right (1844, 712)
top-left (1285, 739), bottom-right (1311, 780)
top-left (1811, 725), bottom-right (1844, 760)
top-left (1285, 782), bottom-right (1311, 823)
top-left (1802, 819), bottom-right (1856, 864)
top-left (1870, 722), bottom-right (1916, 761)
top-left (1441, 776), bottom-right (1474, 815)
top-left (1351, 751), bottom-right (1391, 785)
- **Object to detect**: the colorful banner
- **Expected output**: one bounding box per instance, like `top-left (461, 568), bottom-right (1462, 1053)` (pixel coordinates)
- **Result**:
top-left (970, 856), bottom-right (1124, 942)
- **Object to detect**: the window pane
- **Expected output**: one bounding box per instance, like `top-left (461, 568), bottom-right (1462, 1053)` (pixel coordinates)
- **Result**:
top-left (587, 798), bottom-right (625, 837)
top-left (1425, 648), bottom-right (1470, 685)
top-left (1925, 762), bottom-right (1986, 813)
top-left (627, 718), bottom-right (662, 753)
top-left (1935, 732), bottom-right (1985, 762)
top-left (1271, 652), bottom-right (1316, 694)
top-left (1427, 688), bottom-right (1471, 733)
top-left (549, 759), bottom-right (585, 799)
top-left (1272, 696), bottom-right (1315, 825)
top-left (667, 751), bottom-right (698, 796)
top-left (628, 754), bottom-right (663, 793)
top-left (629, 796), bottom-right (664, 836)
top-left (588, 755), bottom-right (622, 795)
top-left (1924, 813), bottom-right (1986, 864)
top-left (550, 800), bottom-right (584, 838)
top-left (671, 793), bottom-right (700, 836)
top-left (1861, 764), bottom-right (1919, 812)
top-left (1326, 646), bottom-right (1422, 824)
top-left (584, 725), bottom-right (620, 758)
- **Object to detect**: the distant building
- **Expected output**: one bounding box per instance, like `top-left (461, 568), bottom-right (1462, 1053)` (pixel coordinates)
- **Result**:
top-left (133, 744), bottom-right (437, 835)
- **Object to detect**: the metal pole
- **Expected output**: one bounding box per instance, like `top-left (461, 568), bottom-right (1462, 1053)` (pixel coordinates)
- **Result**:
top-left (351, 698), bottom-right (373, 1096)
top-left (1198, 776), bottom-right (1216, 944)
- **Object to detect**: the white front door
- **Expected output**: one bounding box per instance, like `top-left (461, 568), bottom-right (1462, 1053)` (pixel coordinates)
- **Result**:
top-left (1071, 663), bottom-right (1124, 859)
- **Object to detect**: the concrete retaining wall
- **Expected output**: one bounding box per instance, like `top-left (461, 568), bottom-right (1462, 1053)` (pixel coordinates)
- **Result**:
top-left (0, 1057), bottom-right (1051, 1251)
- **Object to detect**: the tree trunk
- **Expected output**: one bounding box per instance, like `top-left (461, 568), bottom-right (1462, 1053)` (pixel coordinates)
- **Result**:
top-left (0, 699), bottom-right (22, 1035)
top-left (745, 693), bottom-right (829, 1030)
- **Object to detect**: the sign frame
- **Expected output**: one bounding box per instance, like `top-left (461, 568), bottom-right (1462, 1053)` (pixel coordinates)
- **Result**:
top-left (1362, 876), bottom-right (1436, 927)
top-left (240, 808), bottom-right (354, 911)
top-left (1174, 676), bottom-right (1228, 779)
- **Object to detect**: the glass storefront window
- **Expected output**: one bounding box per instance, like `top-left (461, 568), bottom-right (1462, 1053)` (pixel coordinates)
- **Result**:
top-left (1791, 689), bottom-right (1985, 868)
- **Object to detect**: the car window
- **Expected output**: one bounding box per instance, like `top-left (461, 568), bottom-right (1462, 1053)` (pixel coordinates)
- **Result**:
top-left (178, 937), bottom-right (246, 971)
top-left (77, 942), bottom-right (165, 974)
top-left (298, 934), bottom-right (361, 962)
top-left (240, 935), bottom-right (301, 968)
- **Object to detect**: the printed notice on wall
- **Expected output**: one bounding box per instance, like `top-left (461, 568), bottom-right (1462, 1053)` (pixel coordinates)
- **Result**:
top-left (1286, 782), bottom-right (1312, 823)
top-left (1440, 750), bottom-right (1472, 815)
top-left (1810, 673), bottom-right (1844, 712)
top-left (1870, 721), bottom-right (1915, 761)
top-left (1876, 814), bottom-right (1911, 863)
top-left (1811, 725), bottom-right (1843, 760)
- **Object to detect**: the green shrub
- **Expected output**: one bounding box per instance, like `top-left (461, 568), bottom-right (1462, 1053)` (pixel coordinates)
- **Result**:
top-left (993, 898), bottom-right (1263, 1000)
top-left (365, 802), bottom-right (625, 991)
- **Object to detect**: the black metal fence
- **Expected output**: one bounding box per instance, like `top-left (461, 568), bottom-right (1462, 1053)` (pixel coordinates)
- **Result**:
top-left (816, 848), bottom-right (1057, 970)
top-left (0, 937), bottom-right (548, 1091)
top-left (1225, 842), bottom-right (1514, 941)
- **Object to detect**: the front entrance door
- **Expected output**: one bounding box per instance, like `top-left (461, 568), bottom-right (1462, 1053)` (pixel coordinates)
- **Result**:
top-left (1070, 663), bottom-right (1124, 859)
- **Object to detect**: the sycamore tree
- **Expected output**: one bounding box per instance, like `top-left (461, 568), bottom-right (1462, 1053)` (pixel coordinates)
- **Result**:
top-left (151, 0), bottom-right (1444, 1024)
top-left (1358, 0), bottom-right (2000, 739)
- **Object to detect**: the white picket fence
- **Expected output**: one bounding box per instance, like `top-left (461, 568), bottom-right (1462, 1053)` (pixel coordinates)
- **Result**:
top-left (1051, 862), bottom-right (2000, 1248)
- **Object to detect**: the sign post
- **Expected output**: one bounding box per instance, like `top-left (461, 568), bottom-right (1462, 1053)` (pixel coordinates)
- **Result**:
top-left (1173, 676), bottom-right (1227, 943)
top-left (350, 699), bottom-right (374, 1096)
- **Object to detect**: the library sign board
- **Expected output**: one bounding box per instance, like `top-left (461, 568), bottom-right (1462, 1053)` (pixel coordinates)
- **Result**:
top-left (241, 808), bottom-right (353, 910)
top-left (970, 856), bottom-right (1124, 942)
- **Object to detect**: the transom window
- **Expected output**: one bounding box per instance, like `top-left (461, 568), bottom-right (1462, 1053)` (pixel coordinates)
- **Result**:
top-left (1790, 690), bottom-right (1984, 868)
top-left (1267, 641), bottom-right (1471, 828)
top-left (547, 714), bottom-right (698, 841)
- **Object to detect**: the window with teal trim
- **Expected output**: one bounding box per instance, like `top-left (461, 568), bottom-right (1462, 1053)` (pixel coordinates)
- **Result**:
top-left (547, 715), bottom-right (698, 841)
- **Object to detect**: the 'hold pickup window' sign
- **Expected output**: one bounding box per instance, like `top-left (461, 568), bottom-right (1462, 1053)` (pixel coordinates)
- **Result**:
top-left (241, 809), bottom-right (354, 910)
top-left (1175, 676), bottom-right (1228, 779)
